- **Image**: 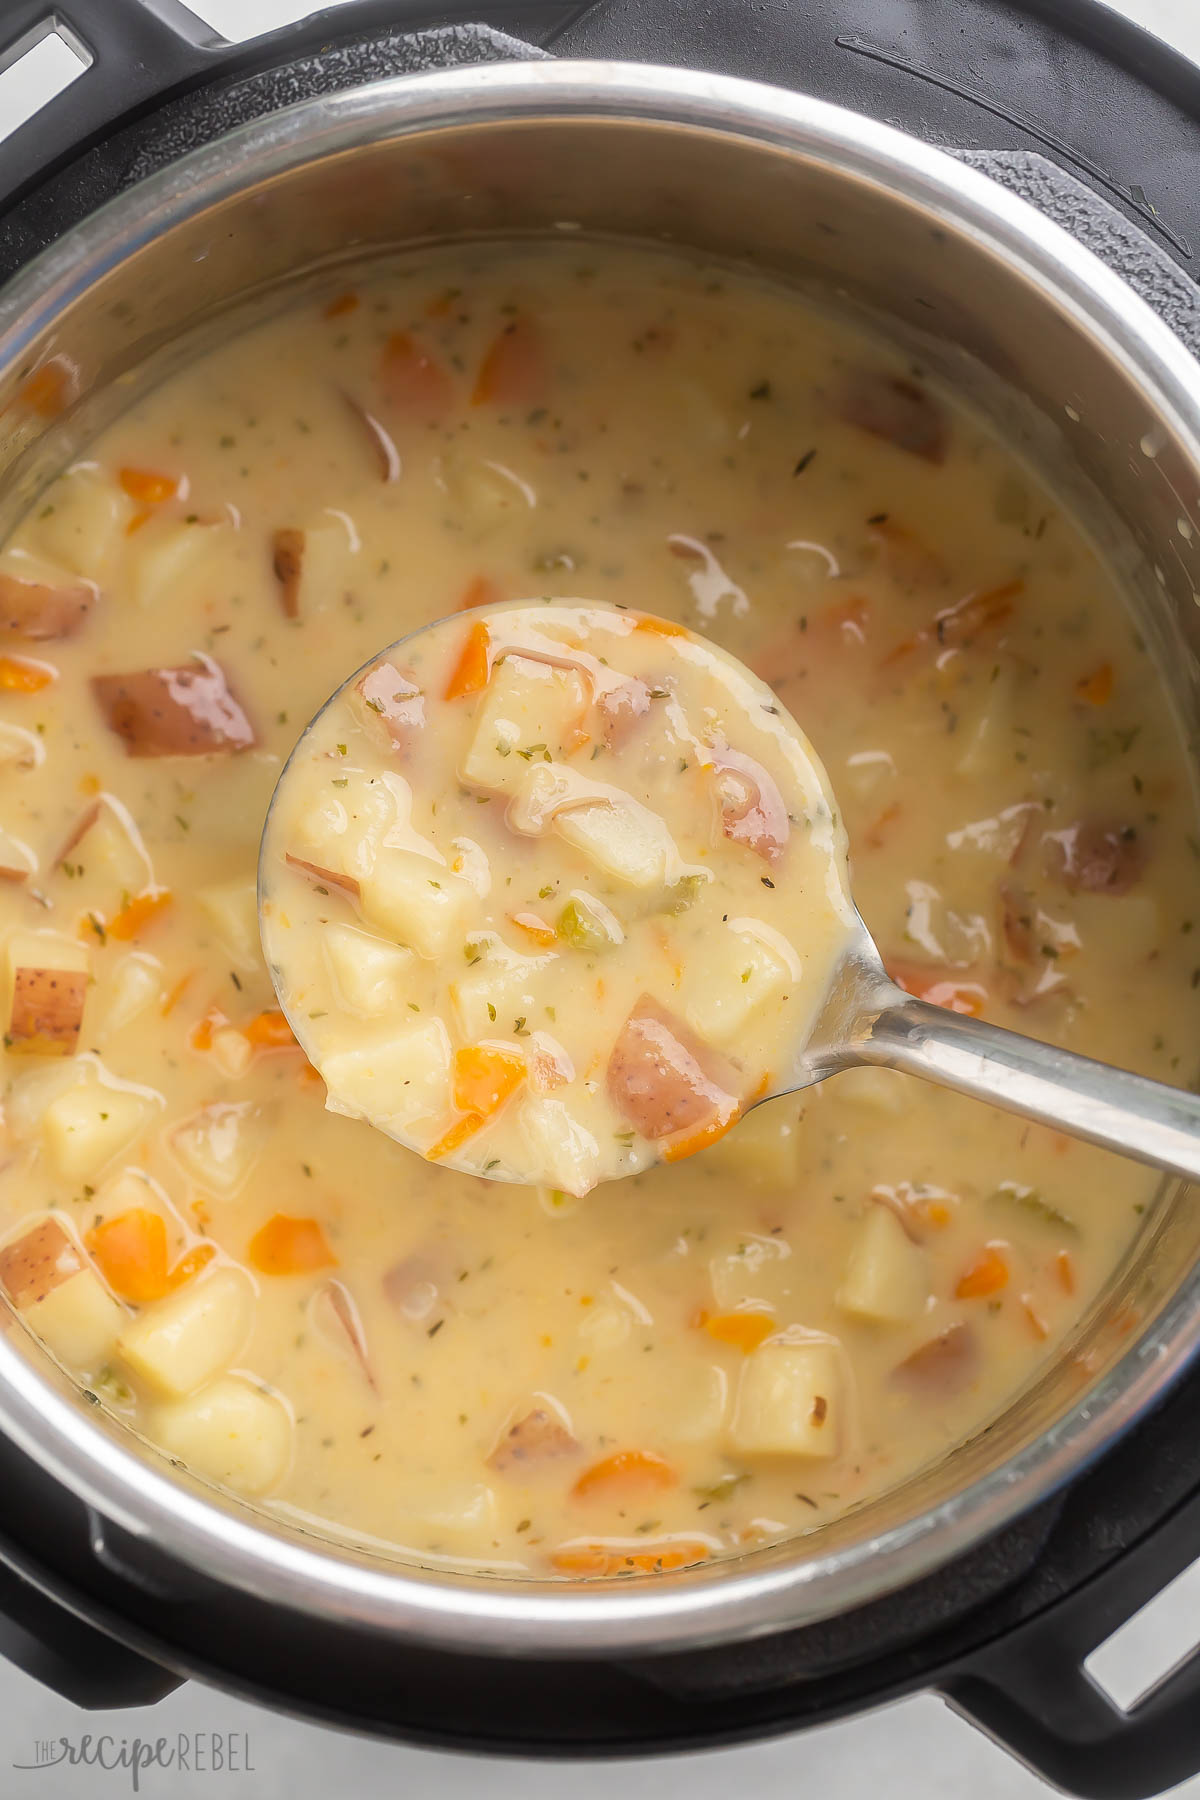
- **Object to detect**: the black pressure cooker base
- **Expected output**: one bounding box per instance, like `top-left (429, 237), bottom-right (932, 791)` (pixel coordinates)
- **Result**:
top-left (3, 4), bottom-right (1200, 1797)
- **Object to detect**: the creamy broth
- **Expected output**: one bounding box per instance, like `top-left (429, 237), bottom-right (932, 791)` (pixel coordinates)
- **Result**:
top-left (0, 240), bottom-right (1196, 1576)
top-left (261, 602), bottom-right (855, 1192)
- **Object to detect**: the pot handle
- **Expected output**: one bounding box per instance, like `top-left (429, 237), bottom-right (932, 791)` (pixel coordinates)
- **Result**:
top-left (942, 1483), bottom-right (1200, 1800)
top-left (0, 0), bottom-right (574, 232)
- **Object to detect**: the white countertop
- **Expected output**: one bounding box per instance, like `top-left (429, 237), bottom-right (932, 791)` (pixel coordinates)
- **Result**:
top-left (1, 2), bottom-right (1199, 1794)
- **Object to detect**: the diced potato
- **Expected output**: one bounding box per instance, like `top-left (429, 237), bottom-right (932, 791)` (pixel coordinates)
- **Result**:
top-left (5, 930), bottom-right (90, 1056)
top-left (659, 1360), bottom-right (729, 1445)
top-left (128, 518), bottom-right (224, 611)
top-left (291, 516), bottom-right (355, 617)
top-left (682, 923), bottom-right (792, 1044)
top-left (0, 722), bottom-right (43, 771)
top-left (23, 466), bottom-right (134, 575)
top-left (209, 1026), bottom-right (253, 1078)
top-left (0, 827), bottom-right (36, 882)
top-left (730, 1338), bottom-right (844, 1458)
top-left (56, 798), bottom-right (150, 897)
top-left (170, 1102), bottom-right (264, 1195)
top-left (148, 1375), bottom-right (292, 1495)
top-left (42, 1082), bottom-right (148, 1180)
top-left (510, 762), bottom-right (683, 890)
top-left (198, 878), bottom-right (262, 971)
top-left (94, 952), bottom-right (162, 1039)
top-left (287, 768), bottom-right (396, 884)
top-left (321, 1018), bottom-right (451, 1135)
top-left (393, 1480), bottom-right (497, 1542)
top-left (116, 1267), bottom-right (254, 1397)
top-left (518, 1096), bottom-right (602, 1197)
top-left (830, 1066), bottom-right (910, 1116)
top-left (0, 1215), bottom-right (84, 1305)
top-left (357, 852), bottom-right (471, 958)
top-left (5, 1058), bottom-right (90, 1138)
top-left (450, 943), bottom-right (551, 1041)
top-left (701, 1103), bottom-right (800, 1187)
top-left (955, 664), bottom-right (1015, 777)
top-left (836, 1203), bottom-right (929, 1325)
top-left (708, 1231), bottom-right (794, 1312)
top-left (25, 1267), bottom-right (126, 1369)
top-left (462, 655), bottom-right (587, 793)
top-left (322, 923), bottom-right (415, 1017)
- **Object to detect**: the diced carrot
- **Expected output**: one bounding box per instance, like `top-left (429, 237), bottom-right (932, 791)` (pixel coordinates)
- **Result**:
top-left (1056, 1249), bottom-right (1076, 1295)
top-left (0, 655), bottom-right (55, 692)
top-left (453, 1043), bottom-right (526, 1117)
top-left (916, 1199), bottom-right (954, 1230)
top-left (379, 330), bottom-right (453, 422)
top-left (248, 1213), bottom-right (337, 1276)
top-left (550, 1540), bottom-right (711, 1577)
top-left (688, 1305), bottom-right (710, 1330)
top-left (243, 1009), bottom-right (297, 1051)
top-left (87, 1209), bottom-right (170, 1304)
top-left (457, 574), bottom-right (502, 612)
top-left (571, 1449), bottom-right (677, 1502)
top-left (661, 1105), bottom-right (742, 1164)
top-left (79, 773), bottom-right (101, 796)
top-left (887, 959), bottom-right (988, 1017)
top-left (443, 620), bottom-right (491, 700)
top-left (323, 291), bottom-right (359, 319)
top-left (633, 613), bottom-right (687, 637)
top-left (106, 888), bottom-right (172, 941)
top-left (509, 911), bottom-right (557, 948)
top-left (863, 801), bottom-right (901, 850)
top-left (298, 1060), bottom-right (325, 1090)
top-left (425, 1111), bottom-right (485, 1163)
top-left (189, 1008), bottom-right (224, 1052)
top-left (1022, 1295), bottom-right (1050, 1340)
top-left (13, 358), bottom-right (74, 418)
top-left (703, 1310), bottom-right (774, 1353)
top-left (166, 1242), bottom-right (216, 1290)
top-left (934, 578), bottom-right (1023, 646)
top-left (1076, 662), bottom-right (1114, 707)
top-left (125, 509), bottom-right (151, 536)
top-left (118, 467), bottom-right (178, 505)
top-left (956, 1244), bottom-right (1010, 1300)
top-left (472, 317), bottom-right (544, 407)
top-left (160, 971), bottom-right (193, 1017)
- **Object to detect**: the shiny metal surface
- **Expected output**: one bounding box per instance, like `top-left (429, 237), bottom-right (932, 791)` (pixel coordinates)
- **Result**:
top-left (799, 920), bottom-right (1200, 1183)
top-left (0, 60), bottom-right (1198, 1658)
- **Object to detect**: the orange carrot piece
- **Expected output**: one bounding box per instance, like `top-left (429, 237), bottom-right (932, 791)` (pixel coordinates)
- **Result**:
top-left (661, 1105), bottom-right (742, 1164)
top-left (323, 291), bottom-right (359, 319)
top-left (550, 1540), bottom-right (710, 1577)
top-left (379, 330), bottom-right (453, 422)
top-left (633, 614), bottom-right (688, 637)
top-left (863, 801), bottom-right (901, 850)
top-left (572, 1449), bottom-right (678, 1502)
top-left (425, 1111), bottom-right (485, 1163)
top-left (248, 1213), bottom-right (337, 1276)
top-left (443, 620), bottom-right (491, 700)
top-left (87, 1209), bottom-right (170, 1304)
top-left (509, 911), bottom-right (557, 949)
top-left (703, 1310), bottom-right (775, 1354)
top-left (1022, 1295), bottom-right (1050, 1340)
top-left (1056, 1249), bottom-right (1076, 1295)
top-left (13, 358), bottom-right (74, 418)
top-left (472, 317), bottom-right (544, 407)
top-left (243, 1008), bottom-right (298, 1051)
top-left (457, 574), bottom-right (502, 612)
top-left (0, 655), bottom-right (55, 693)
top-left (160, 971), bottom-right (193, 1017)
top-left (189, 1008), bottom-right (224, 1052)
top-left (166, 1242), bottom-right (216, 1290)
top-left (1076, 662), bottom-right (1114, 706)
top-left (886, 960), bottom-right (988, 1018)
top-left (453, 1043), bottom-right (526, 1117)
top-left (956, 1243), bottom-right (1010, 1300)
top-left (106, 888), bottom-right (172, 941)
top-left (118, 467), bottom-right (178, 505)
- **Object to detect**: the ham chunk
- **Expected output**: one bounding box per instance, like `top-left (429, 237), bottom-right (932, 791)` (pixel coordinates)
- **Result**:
top-left (92, 656), bottom-right (255, 756)
top-left (0, 571), bottom-right (95, 640)
top-left (487, 1407), bottom-right (580, 1473)
top-left (350, 660), bottom-right (425, 755)
top-left (607, 996), bottom-right (740, 1147)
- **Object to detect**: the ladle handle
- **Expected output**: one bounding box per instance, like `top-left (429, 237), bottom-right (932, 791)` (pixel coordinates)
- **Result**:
top-left (856, 992), bottom-right (1200, 1185)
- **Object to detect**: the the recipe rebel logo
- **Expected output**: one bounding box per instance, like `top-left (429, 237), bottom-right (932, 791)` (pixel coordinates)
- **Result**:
top-left (13, 1731), bottom-right (255, 1791)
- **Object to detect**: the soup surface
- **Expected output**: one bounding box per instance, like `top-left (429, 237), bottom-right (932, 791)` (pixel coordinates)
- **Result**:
top-left (0, 240), bottom-right (1196, 1577)
top-left (262, 600), bottom-right (855, 1191)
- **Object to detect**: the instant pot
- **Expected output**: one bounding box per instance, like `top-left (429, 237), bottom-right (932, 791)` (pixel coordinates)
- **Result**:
top-left (2, 3), bottom-right (1200, 1796)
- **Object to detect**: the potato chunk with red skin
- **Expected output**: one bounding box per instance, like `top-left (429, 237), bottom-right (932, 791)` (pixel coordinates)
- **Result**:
top-left (271, 528), bottom-right (304, 620)
top-left (607, 997), bottom-right (740, 1144)
top-left (92, 655), bottom-right (255, 756)
top-left (9, 967), bottom-right (88, 1055)
top-left (488, 1407), bottom-right (580, 1473)
top-left (891, 1322), bottom-right (980, 1397)
top-left (839, 369), bottom-right (947, 463)
top-left (0, 1217), bottom-right (84, 1307)
top-left (350, 660), bottom-right (425, 755)
top-left (709, 746), bottom-right (790, 863)
top-left (0, 571), bottom-right (95, 640)
top-left (1046, 819), bottom-right (1146, 896)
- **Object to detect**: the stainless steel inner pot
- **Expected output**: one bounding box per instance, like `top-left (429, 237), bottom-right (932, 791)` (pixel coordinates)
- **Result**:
top-left (0, 59), bottom-right (1198, 1659)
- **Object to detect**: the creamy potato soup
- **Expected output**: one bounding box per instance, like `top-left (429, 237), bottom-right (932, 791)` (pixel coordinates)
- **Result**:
top-left (0, 240), bottom-right (1196, 1578)
top-left (261, 601), bottom-right (855, 1191)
